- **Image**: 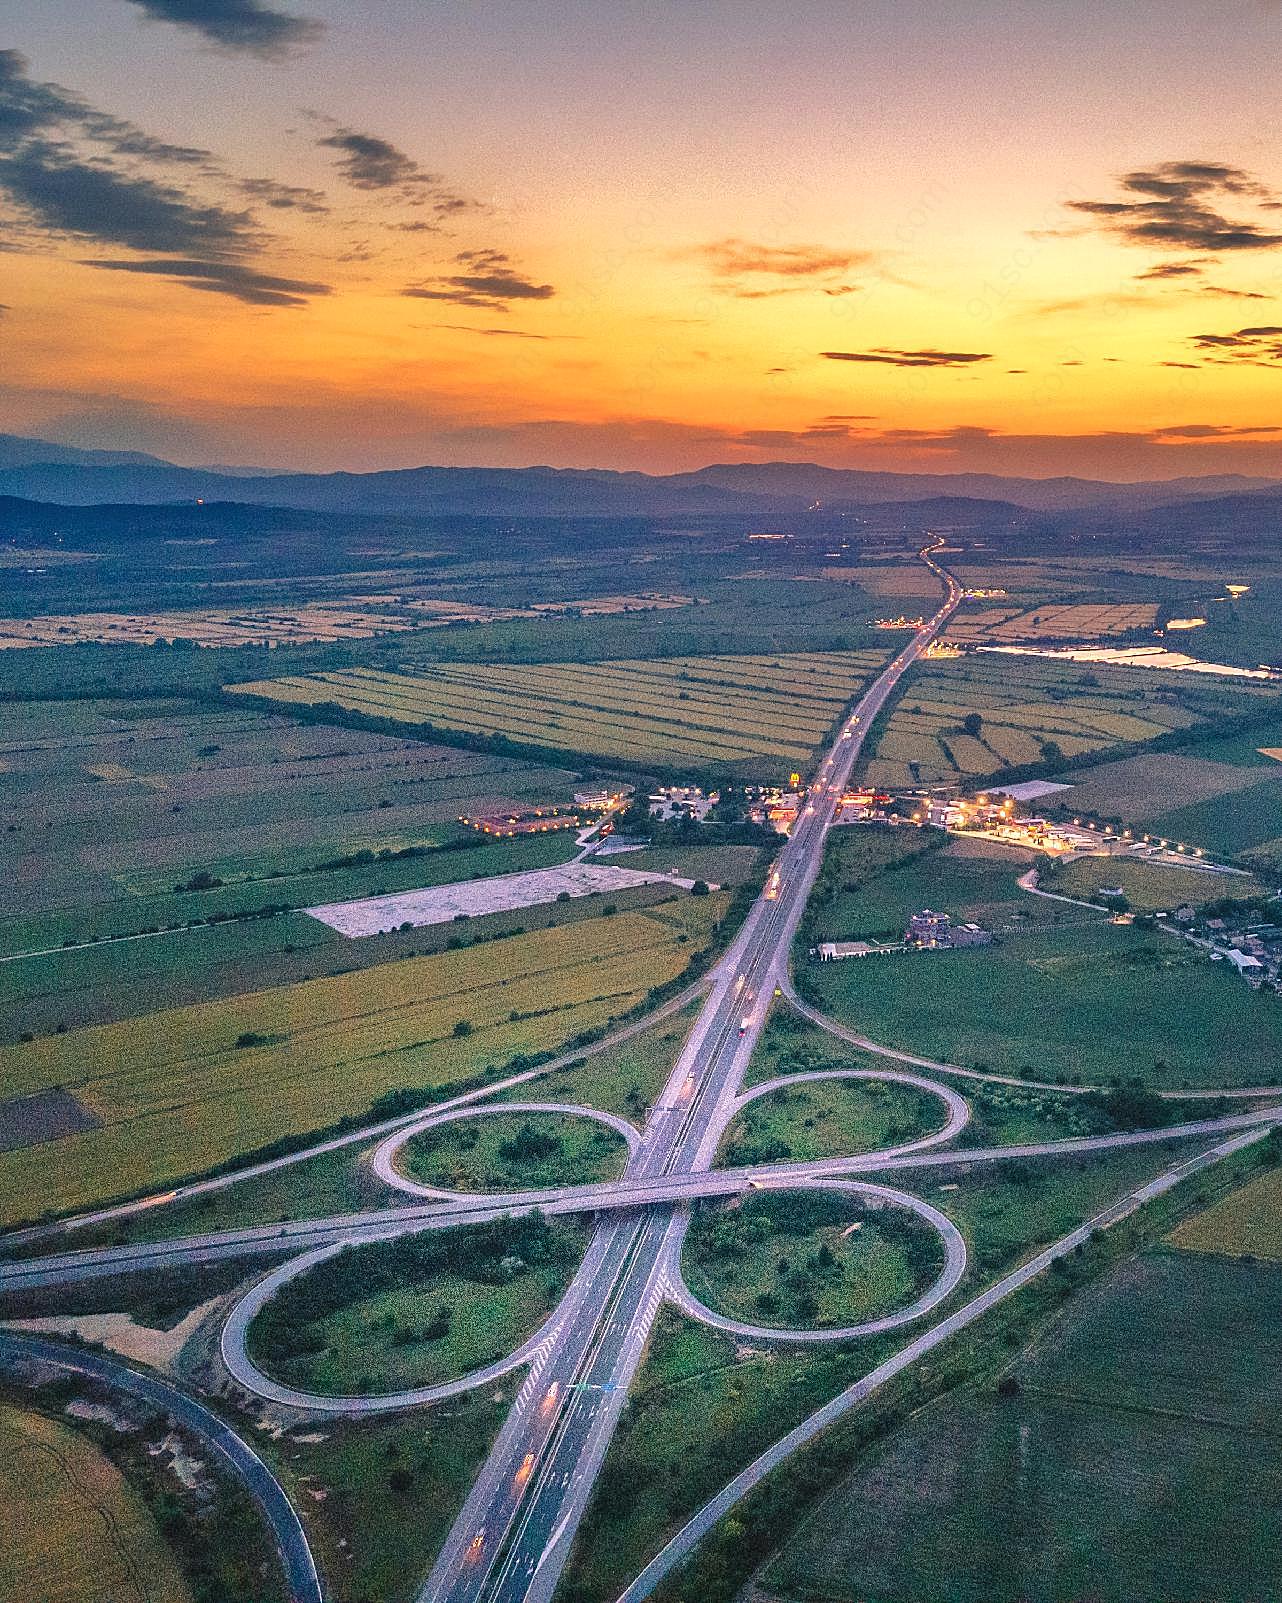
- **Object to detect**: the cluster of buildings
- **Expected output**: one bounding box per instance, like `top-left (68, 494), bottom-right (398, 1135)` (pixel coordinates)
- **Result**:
top-left (815, 908), bottom-right (992, 962)
top-left (458, 806), bottom-right (583, 838)
top-left (647, 785), bottom-right (719, 822)
top-left (746, 786), bottom-right (804, 833)
top-left (904, 908), bottom-right (993, 948)
top-left (1175, 905), bottom-right (1282, 990)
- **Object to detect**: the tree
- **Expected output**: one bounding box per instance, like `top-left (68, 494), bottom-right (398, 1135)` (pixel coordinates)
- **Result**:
top-left (962, 712), bottom-right (984, 737)
top-left (690, 879), bottom-right (710, 896)
top-left (452, 1019), bottom-right (473, 1037)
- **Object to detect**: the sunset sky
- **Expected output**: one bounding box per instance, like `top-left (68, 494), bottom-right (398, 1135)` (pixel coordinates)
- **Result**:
top-left (3, 0), bottom-right (1282, 477)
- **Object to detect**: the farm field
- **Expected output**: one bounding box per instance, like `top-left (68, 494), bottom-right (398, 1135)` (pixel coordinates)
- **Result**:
top-left (947, 601), bottom-right (1158, 643)
top-left (0, 897), bottom-right (723, 1225)
top-left (1044, 854), bottom-right (1265, 908)
top-left (0, 697), bottom-right (576, 919)
top-left (861, 652), bottom-right (1278, 790)
top-left (804, 833), bottom-right (1039, 945)
top-left (760, 1252), bottom-right (1282, 1603)
top-left (1167, 1164), bottom-right (1282, 1260)
top-left (229, 648), bottom-right (890, 774)
top-left (805, 917), bottom-right (1282, 1088)
top-left (0, 1402), bottom-right (191, 1603)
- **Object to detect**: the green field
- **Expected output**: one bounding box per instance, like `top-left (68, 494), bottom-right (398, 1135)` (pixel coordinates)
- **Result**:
top-left (1045, 854), bottom-right (1266, 908)
top-left (400, 1110), bottom-right (629, 1191)
top-left (863, 652), bottom-right (1277, 790)
top-left (683, 1189), bottom-right (944, 1330)
top-left (718, 1076), bottom-right (949, 1166)
top-left (761, 1252), bottom-right (1282, 1603)
top-left (249, 1214), bottom-right (585, 1395)
top-left (0, 898), bottom-right (722, 1225)
top-left (265, 1398), bottom-right (507, 1603)
top-left (804, 917), bottom-right (1282, 1088)
top-left (231, 649), bottom-right (890, 774)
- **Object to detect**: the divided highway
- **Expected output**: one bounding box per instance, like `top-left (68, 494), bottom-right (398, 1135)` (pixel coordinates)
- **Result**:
top-left (420, 542), bottom-right (965, 1603)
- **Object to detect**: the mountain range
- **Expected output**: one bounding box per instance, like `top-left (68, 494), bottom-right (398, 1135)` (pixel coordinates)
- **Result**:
top-left (0, 432), bottom-right (1278, 519)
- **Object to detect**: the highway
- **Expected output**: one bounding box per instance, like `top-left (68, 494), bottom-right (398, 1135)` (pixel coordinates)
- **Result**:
top-left (614, 1117), bottom-right (1280, 1603)
top-left (5, 1101), bottom-right (1279, 1300)
top-left (0, 1331), bottom-right (323, 1603)
top-left (5, 535), bottom-right (1279, 1603)
top-left (418, 541), bottom-right (965, 1603)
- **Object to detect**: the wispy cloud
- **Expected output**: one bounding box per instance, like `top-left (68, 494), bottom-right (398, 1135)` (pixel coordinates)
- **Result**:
top-left (688, 237), bottom-right (876, 298)
top-left (0, 50), bottom-right (330, 305)
top-left (123, 0), bottom-right (323, 59)
top-left (822, 347), bottom-right (991, 368)
top-left (1068, 161), bottom-right (1282, 252)
top-left (80, 256), bottom-right (330, 307)
top-left (403, 249), bottom-right (554, 311)
top-left (1189, 323), bottom-right (1282, 364)
top-left (315, 124), bottom-right (477, 222)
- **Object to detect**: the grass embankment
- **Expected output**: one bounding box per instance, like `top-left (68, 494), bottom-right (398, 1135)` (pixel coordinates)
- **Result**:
top-left (249, 1213), bottom-right (586, 1396)
top-left (684, 1190), bottom-right (945, 1330)
top-left (400, 1111), bottom-right (629, 1192)
top-left (265, 1396), bottom-right (508, 1603)
top-left (0, 896), bottom-right (724, 1226)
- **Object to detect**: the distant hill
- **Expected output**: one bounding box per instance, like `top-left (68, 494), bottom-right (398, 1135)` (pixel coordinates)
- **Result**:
top-left (0, 432), bottom-right (1277, 519)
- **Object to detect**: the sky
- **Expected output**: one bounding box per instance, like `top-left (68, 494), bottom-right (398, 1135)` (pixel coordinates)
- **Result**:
top-left (2, 0), bottom-right (1282, 478)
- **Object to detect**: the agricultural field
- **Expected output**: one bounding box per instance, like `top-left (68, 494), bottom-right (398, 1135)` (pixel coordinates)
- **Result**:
top-left (684, 1189), bottom-right (944, 1331)
top-left (230, 648), bottom-right (890, 774)
top-left (947, 601), bottom-right (1158, 643)
top-left (0, 896), bottom-right (723, 1225)
top-left (861, 652), bottom-right (1278, 791)
top-left (760, 1252), bottom-right (1282, 1603)
top-left (1044, 854), bottom-right (1265, 908)
top-left (804, 913), bottom-right (1282, 1088)
top-left (1167, 1164), bottom-right (1282, 1260)
top-left (0, 1402), bottom-right (191, 1603)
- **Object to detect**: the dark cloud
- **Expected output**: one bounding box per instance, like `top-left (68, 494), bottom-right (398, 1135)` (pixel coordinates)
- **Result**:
top-left (1068, 161), bottom-right (1282, 252)
top-left (124, 0), bottom-right (323, 58)
top-left (403, 249), bottom-right (554, 311)
top-left (822, 347), bottom-right (991, 368)
top-left (314, 124), bottom-right (477, 223)
top-left (689, 237), bottom-right (876, 298)
top-left (0, 49), bottom-right (208, 164)
top-left (1137, 259), bottom-right (1211, 280)
top-left (318, 128), bottom-right (429, 190)
top-left (1152, 423), bottom-right (1281, 438)
top-left (238, 176), bottom-right (328, 213)
top-left (80, 256), bottom-right (330, 306)
top-left (1189, 323), bottom-right (1282, 364)
top-left (0, 52), bottom-right (331, 306)
top-left (0, 141), bottom-right (254, 255)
